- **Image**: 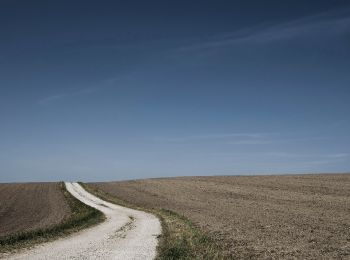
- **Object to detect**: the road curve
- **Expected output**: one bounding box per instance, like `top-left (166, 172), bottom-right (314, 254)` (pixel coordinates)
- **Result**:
top-left (6, 182), bottom-right (161, 260)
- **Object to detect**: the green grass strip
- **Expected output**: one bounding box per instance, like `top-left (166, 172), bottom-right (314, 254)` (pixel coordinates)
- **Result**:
top-left (81, 183), bottom-right (225, 260)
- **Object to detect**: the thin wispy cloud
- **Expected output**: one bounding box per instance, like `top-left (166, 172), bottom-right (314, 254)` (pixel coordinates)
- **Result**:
top-left (205, 151), bottom-right (349, 158)
top-left (177, 8), bottom-right (350, 52)
top-left (38, 78), bottom-right (119, 105)
top-left (153, 132), bottom-right (276, 142)
top-left (38, 94), bottom-right (68, 104)
top-left (103, 77), bottom-right (120, 85)
top-left (275, 153), bottom-right (350, 167)
top-left (153, 133), bottom-right (331, 145)
top-left (227, 139), bottom-right (272, 145)
top-left (210, 151), bottom-right (350, 169)
top-left (38, 87), bottom-right (98, 105)
top-left (258, 152), bottom-right (350, 167)
top-left (263, 152), bottom-right (350, 159)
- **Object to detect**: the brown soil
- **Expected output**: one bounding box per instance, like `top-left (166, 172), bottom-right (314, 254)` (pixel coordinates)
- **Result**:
top-left (0, 183), bottom-right (71, 237)
top-left (92, 174), bottom-right (350, 259)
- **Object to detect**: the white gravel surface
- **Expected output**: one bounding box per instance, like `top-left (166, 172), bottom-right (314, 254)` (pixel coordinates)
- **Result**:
top-left (5, 182), bottom-right (161, 260)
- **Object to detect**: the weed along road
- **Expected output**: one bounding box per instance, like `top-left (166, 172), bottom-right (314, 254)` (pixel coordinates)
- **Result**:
top-left (6, 182), bottom-right (161, 260)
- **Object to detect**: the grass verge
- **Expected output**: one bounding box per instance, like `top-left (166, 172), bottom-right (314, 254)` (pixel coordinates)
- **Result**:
top-left (0, 182), bottom-right (105, 254)
top-left (81, 183), bottom-right (225, 260)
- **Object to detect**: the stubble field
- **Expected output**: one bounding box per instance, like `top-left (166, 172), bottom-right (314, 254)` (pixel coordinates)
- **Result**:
top-left (0, 182), bottom-right (71, 238)
top-left (92, 174), bottom-right (350, 259)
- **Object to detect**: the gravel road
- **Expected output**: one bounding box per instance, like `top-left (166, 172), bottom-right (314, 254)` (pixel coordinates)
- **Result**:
top-left (6, 182), bottom-right (161, 260)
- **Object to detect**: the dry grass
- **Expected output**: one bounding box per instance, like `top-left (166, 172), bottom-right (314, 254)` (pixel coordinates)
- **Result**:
top-left (82, 183), bottom-right (225, 259)
top-left (91, 174), bottom-right (350, 259)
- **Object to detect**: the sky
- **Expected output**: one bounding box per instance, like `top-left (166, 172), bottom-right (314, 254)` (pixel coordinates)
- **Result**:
top-left (1, 0), bottom-right (350, 182)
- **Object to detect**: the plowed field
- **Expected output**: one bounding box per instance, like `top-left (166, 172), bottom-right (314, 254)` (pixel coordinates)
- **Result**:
top-left (0, 183), bottom-right (71, 237)
top-left (92, 174), bottom-right (350, 259)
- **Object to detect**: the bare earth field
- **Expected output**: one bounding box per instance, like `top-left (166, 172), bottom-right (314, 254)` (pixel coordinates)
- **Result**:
top-left (92, 174), bottom-right (350, 259)
top-left (0, 183), bottom-right (71, 238)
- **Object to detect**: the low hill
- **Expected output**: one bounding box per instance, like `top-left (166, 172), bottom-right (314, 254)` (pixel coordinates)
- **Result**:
top-left (0, 182), bottom-right (71, 237)
top-left (91, 174), bottom-right (350, 259)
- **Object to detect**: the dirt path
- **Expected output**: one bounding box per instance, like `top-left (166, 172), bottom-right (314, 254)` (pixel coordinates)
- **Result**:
top-left (6, 182), bottom-right (161, 260)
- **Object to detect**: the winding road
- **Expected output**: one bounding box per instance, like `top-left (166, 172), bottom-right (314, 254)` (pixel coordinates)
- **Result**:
top-left (7, 182), bottom-right (161, 260)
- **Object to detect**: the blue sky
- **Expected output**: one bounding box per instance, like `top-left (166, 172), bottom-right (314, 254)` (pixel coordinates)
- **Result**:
top-left (1, 1), bottom-right (350, 182)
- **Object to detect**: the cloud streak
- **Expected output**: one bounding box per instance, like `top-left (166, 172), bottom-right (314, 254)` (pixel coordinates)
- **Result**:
top-left (227, 139), bottom-right (272, 145)
top-left (153, 132), bottom-right (277, 143)
top-left (177, 8), bottom-right (350, 52)
top-left (38, 77), bottom-right (119, 105)
top-left (153, 133), bottom-right (332, 145)
top-left (263, 152), bottom-right (349, 159)
top-left (38, 87), bottom-right (98, 105)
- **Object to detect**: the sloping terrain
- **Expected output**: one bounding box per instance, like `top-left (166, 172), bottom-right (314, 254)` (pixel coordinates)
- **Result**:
top-left (6, 183), bottom-right (160, 260)
top-left (0, 182), bottom-right (71, 237)
top-left (0, 182), bottom-right (103, 254)
top-left (92, 174), bottom-right (350, 259)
